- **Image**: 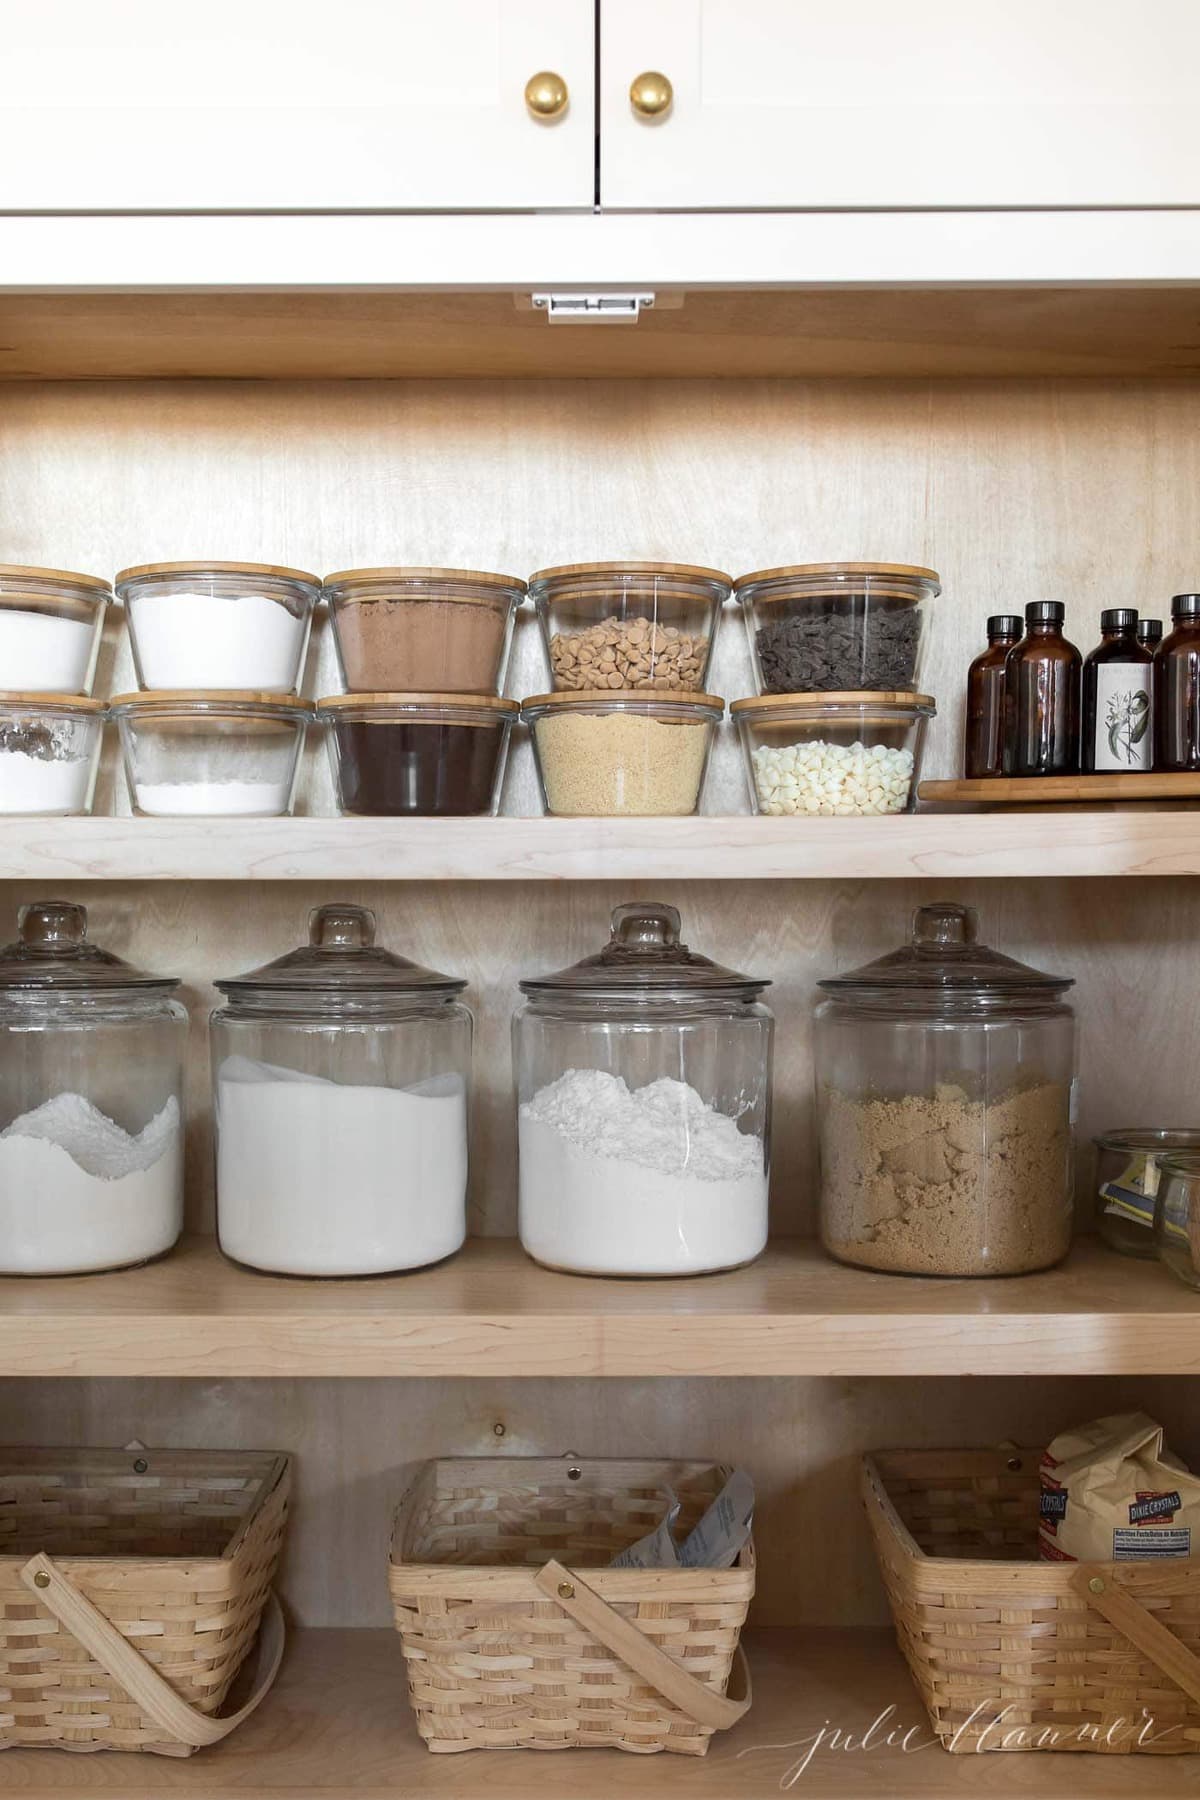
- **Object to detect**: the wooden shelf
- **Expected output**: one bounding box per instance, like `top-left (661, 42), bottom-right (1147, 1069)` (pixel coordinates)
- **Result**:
top-left (0, 1237), bottom-right (1193, 1379)
top-left (2, 811), bottom-right (1200, 882)
top-left (3, 1627), bottom-right (1196, 1797)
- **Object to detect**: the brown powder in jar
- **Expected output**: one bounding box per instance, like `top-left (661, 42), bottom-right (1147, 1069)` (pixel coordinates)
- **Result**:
top-left (819, 1080), bottom-right (1072, 1276)
top-left (335, 598), bottom-right (507, 694)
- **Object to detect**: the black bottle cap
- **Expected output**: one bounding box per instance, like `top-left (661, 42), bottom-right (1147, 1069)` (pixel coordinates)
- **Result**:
top-left (1099, 608), bottom-right (1138, 630)
top-left (987, 614), bottom-right (1022, 638)
top-left (1171, 593), bottom-right (1200, 619)
top-left (1026, 601), bottom-right (1065, 624)
top-left (1137, 617), bottom-right (1164, 644)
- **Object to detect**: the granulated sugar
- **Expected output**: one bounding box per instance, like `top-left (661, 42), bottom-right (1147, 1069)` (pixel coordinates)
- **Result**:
top-left (0, 1092), bottom-right (182, 1273)
top-left (519, 1069), bottom-right (768, 1274)
top-left (819, 1079), bottom-right (1072, 1276)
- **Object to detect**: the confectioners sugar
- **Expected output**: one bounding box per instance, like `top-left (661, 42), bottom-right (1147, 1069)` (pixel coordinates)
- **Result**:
top-left (216, 1055), bottom-right (467, 1275)
top-left (0, 608), bottom-right (94, 691)
top-left (134, 779), bottom-right (291, 816)
top-left (130, 591), bottom-right (304, 689)
top-left (518, 1069), bottom-right (768, 1274)
top-left (0, 1093), bottom-right (181, 1273)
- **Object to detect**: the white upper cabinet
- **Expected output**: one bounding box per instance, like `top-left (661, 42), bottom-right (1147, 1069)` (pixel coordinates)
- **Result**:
top-left (600, 0), bottom-right (1200, 208)
top-left (0, 0), bottom-right (594, 209)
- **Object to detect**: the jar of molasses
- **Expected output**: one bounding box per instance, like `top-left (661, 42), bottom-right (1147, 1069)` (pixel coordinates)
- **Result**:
top-left (317, 693), bottom-right (518, 815)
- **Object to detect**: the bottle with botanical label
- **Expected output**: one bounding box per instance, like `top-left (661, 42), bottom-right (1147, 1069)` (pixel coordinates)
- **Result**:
top-left (1082, 609), bottom-right (1153, 773)
top-left (1155, 593), bottom-right (1200, 772)
top-left (964, 614), bottom-right (1022, 777)
top-left (1004, 601), bottom-right (1081, 777)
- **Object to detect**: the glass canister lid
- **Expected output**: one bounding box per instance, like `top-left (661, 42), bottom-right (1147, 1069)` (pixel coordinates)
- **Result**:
top-left (0, 900), bottom-right (179, 991)
top-left (215, 903), bottom-right (466, 998)
top-left (818, 903), bottom-right (1073, 999)
top-left (520, 901), bottom-right (769, 999)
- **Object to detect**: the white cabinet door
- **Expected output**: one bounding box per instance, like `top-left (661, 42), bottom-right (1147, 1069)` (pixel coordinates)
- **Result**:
top-left (601, 0), bottom-right (1200, 208)
top-left (0, 0), bottom-right (593, 209)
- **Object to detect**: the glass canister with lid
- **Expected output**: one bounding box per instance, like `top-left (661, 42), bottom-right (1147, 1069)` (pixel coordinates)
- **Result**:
top-left (0, 900), bottom-right (186, 1274)
top-left (513, 901), bottom-right (773, 1277)
top-left (814, 903), bottom-right (1076, 1277)
top-left (211, 904), bottom-right (471, 1276)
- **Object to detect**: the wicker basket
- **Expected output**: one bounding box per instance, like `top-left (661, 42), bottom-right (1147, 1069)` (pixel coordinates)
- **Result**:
top-left (864, 1447), bottom-right (1200, 1755)
top-left (389, 1456), bottom-right (754, 1755)
top-left (0, 1447), bottom-right (290, 1757)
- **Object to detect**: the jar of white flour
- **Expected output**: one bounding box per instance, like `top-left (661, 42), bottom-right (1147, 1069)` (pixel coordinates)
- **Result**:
top-left (117, 561), bottom-right (320, 693)
top-left (514, 902), bottom-right (773, 1276)
top-left (211, 904), bottom-right (471, 1276)
top-left (0, 900), bottom-right (186, 1274)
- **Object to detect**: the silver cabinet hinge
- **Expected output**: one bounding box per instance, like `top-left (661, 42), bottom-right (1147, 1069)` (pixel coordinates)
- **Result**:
top-left (531, 292), bottom-right (655, 325)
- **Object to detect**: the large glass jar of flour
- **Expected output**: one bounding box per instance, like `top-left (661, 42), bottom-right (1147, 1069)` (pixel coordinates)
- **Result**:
top-left (814, 903), bottom-right (1076, 1278)
top-left (514, 902), bottom-right (773, 1276)
top-left (0, 900), bottom-right (185, 1274)
top-left (211, 904), bottom-right (470, 1276)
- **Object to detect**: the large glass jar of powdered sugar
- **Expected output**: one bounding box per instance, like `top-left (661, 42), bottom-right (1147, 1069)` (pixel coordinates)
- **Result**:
top-left (0, 900), bottom-right (185, 1274)
top-left (211, 903), bottom-right (471, 1276)
top-left (514, 901), bottom-right (773, 1276)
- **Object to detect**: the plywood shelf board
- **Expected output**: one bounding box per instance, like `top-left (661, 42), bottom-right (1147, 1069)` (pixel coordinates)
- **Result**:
top-left (5, 812), bottom-right (1200, 880)
top-left (0, 1238), bottom-right (1194, 1378)
top-left (1, 1626), bottom-right (1197, 1797)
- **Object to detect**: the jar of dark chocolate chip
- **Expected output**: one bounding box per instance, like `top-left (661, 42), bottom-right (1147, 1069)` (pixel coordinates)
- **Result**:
top-left (317, 692), bottom-right (518, 816)
top-left (735, 563), bottom-right (939, 696)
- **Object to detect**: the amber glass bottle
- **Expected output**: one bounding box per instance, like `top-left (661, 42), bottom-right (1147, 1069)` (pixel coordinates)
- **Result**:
top-left (1081, 608), bottom-right (1153, 773)
top-left (1004, 601), bottom-right (1081, 777)
top-left (1137, 618), bottom-right (1164, 651)
top-left (963, 614), bottom-right (1021, 777)
top-left (1154, 593), bottom-right (1200, 772)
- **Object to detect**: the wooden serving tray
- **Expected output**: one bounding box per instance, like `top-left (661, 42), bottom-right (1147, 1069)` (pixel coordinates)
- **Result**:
top-left (920, 772), bottom-right (1200, 804)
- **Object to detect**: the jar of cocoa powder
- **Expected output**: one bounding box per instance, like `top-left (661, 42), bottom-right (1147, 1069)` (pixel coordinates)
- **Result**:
top-left (324, 568), bottom-right (525, 697)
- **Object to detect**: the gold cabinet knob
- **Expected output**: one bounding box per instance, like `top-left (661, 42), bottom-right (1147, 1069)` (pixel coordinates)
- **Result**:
top-left (525, 71), bottom-right (569, 120)
top-left (630, 71), bottom-right (673, 118)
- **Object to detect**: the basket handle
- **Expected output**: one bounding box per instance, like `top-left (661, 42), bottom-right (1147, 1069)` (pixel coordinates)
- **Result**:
top-left (534, 1557), bottom-right (751, 1730)
top-left (18, 1551), bottom-right (285, 1749)
top-left (1071, 1565), bottom-right (1200, 1709)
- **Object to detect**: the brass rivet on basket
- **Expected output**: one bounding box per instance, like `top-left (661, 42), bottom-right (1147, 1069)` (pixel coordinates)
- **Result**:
top-left (133, 1458), bottom-right (148, 1474)
top-left (567, 1466), bottom-right (582, 1481)
top-left (33, 1571), bottom-right (50, 1589)
top-left (1089, 1577), bottom-right (1106, 1594)
top-left (558, 1581), bottom-right (575, 1599)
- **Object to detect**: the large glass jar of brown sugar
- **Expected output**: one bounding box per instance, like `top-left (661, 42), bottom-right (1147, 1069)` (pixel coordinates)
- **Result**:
top-left (813, 904), bottom-right (1076, 1278)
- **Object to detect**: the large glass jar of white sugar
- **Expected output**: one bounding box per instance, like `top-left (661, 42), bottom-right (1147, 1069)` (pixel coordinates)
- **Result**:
top-left (0, 900), bottom-right (186, 1275)
top-left (211, 904), bottom-right (471, 1276)
top-left (514, 902), bottom-right (773, 1276)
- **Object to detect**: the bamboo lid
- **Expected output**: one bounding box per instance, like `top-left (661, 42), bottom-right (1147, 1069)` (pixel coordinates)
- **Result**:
top-left (115, 561), bottom-right (320, 587)
top-left (734, 561), bottom-right (940, 591)
top-left (731, 691), bottom-right (935, 713)
top-left (316, 692), bottom-right (519, 714)
top-left (522, 689), bottom-right (724, 711)
top-left (0, 564), bottom-right (110, 594)
top-left (530, 561), bottom-right (733, 586)
top-left (323, 566), bottom-right (526, 593)
top-left (0, 692), bottom-right (106, 711)
top-left (110, 690), bottom-right (312, 710)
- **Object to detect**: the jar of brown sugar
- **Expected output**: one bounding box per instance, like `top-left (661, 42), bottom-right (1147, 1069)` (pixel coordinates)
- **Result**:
top-left (814, 904), bottom-right (1076, 1278)
top-left (325, 568), bottom-right (525, 697)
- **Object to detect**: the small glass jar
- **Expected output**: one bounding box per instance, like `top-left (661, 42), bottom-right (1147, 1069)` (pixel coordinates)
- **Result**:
top-left (736, 563), bottom-right (939, 696)
top-left (318, 693), bottom-right (517, 816)
top-left (111, 691), bottom-right (311, 816)
top-left (814, 903), bottom-right (1076, 1277)
top-left (0, 565), bottom-right (111, 695)
top-left (0, 695), bottom-right (105, 815)
top-left (513, 901), bottom-right (773, 1276)
top-left (1094, 1129), bottom-right (1200, 1259)
top-left (0, 901), bottom-right (185, 1274)
top-left (325, 567), bottom-right (525, 696)
top-left (523, 691), bottom-right (724, 816)
top-left (211, 904), bottom-right (472, 1277)
top-left (732, 692), bottom-right (934, 816)
top-left (116, 561), bottom-right (320, 694)
top-left (529, 562), bottom-right (731, 693)
top-left (1155, 1152), bottom-right (1200, 1290)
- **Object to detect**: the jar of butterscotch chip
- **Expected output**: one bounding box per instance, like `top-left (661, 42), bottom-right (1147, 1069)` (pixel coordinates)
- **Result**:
top-left (529, 562), bottom-right (730, 692)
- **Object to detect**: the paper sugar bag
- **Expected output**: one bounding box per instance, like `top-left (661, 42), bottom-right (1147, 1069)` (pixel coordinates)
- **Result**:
top-left (1039, 1412), bottom-right (1200, 1562)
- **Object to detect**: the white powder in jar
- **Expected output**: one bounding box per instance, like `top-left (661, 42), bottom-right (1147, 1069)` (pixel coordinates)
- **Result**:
top-left (518, 1069), bottom-right (768, 1275)
top-left (216, 1055), bottom-right (468, 1275)
top-left (134, 779), bottom-right (291, 817)
top-left (0, 609), bottom-right (95, 692)
top-left (0, 1093), bottom-right (182, 1274)
top-left (129, 592), bottom-right (306, 690)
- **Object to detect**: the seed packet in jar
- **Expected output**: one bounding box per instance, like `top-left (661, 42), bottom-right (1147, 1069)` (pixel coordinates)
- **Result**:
top-left (1039, 1412), bottom-right (1200, 1562)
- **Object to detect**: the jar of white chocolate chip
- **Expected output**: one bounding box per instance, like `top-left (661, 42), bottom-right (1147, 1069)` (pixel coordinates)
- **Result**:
top-left (731, 691), bottom-right (935, 816)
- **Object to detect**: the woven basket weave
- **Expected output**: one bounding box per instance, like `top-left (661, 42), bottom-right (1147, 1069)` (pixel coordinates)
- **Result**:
top-left (0, 1447), bottom-right (289, 1757)
top-left (389, 1456), bottom-right (754, 1755)
top-left (864, 1447), bottom-right (1200, 1755)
